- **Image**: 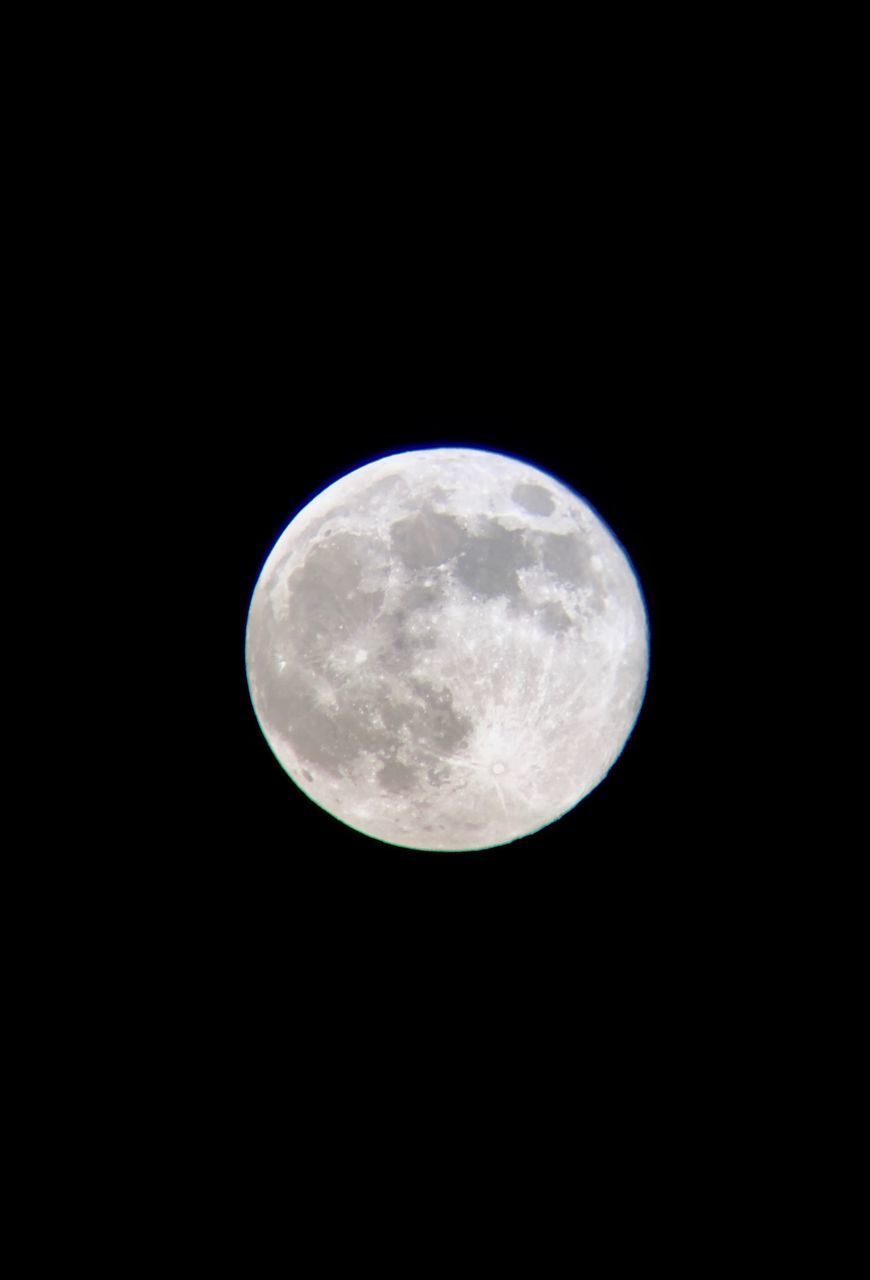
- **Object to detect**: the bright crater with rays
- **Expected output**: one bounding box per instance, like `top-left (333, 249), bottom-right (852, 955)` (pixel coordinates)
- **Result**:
top-left (245, 448), bottom-right (649, 851)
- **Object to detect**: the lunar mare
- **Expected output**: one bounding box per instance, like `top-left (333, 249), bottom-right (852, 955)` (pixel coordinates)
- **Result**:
top-left (245, 448), bottom-right (648, 851)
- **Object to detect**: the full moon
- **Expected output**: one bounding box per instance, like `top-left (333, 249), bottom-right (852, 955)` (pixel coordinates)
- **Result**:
top-left (245, 448), bottom-right (649, 851)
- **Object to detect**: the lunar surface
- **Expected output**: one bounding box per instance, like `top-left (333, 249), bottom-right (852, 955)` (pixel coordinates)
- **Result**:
top-left (245, 448), bottom-right (648, 851)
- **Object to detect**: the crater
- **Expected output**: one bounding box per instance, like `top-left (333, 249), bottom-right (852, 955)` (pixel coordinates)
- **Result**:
top-left (512, 483), bottom-right (555, 516)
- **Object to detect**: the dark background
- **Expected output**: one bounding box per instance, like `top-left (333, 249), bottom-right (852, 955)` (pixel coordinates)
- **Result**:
top-left (214, 102), bottom-right (744, 979)
top-left (196, 66), bottom-right (756, 1083)
top-left (223, 358), bottom-right (741, 1075)
top-left (219, 106), bottom-right (743, 943)
top-left (29, 24), bottom-right (829, 1240)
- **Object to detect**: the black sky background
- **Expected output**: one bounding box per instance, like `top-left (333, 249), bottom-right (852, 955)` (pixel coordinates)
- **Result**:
top-left (31, 28), bottom-right (828, 1241)
top-left (175, 67), bottom-right (768, 1078)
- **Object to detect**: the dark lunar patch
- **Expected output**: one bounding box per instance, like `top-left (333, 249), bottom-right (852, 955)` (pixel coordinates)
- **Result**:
top-left (512, 483), bottom-right (555, 516)
top-left (378, 584), bottom-right (442, 671)
top-left (407, 679), bottom-right (473, 753)
top-left (377, 759), bottom-right (418, 793)
top-left (298, 532), bottom-right (365, 593)
top-left (390, 508), bottom-right (464, 569)
top-left (259, 669), bottom-right (473, 782)
top-left (284, 533), bottom-right (386, 662)
top-left (279, 689), bottom-right (361, 774)
top-left (536, 601), bottom-right (572, 634)
top-left (541, 532), bottom-right (592, 585)
top-left (378, 606), bottom-right (438, 673)
top-left (373, 680), bottom-right (473, 757)
top-left (379, 698), bottom-right (415, 731)
top-left (256, 664), bottom-right (395, 776)
top-left (454, 519), bottom-right (535, 599)
top-left (362, 474), bottom-right (402, 503)
top-left (382, 631), bottom-right (411, 663)
top-left (401, 582), bottom-right (443, 611)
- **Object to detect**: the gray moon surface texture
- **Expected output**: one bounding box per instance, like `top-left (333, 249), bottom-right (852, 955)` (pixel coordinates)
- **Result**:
top-left (245, 448), bottom-right (649, 852)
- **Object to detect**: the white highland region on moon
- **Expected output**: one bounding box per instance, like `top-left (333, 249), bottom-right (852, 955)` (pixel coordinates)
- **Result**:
top-left (245, 448), bottom-right (649, 852)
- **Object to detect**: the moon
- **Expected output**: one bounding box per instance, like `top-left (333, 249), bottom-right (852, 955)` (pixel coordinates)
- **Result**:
top-left (245, 448), bottom-right (649, 852)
